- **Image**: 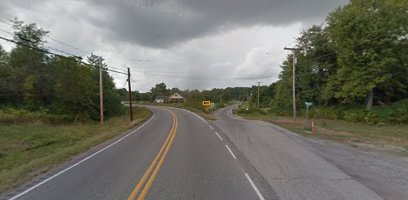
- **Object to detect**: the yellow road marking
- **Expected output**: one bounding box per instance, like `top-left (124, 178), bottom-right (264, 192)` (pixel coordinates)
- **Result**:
top-left (137, 114), bottom-right (178, 200)
top-left (128, 109), bottom-right (178, 200)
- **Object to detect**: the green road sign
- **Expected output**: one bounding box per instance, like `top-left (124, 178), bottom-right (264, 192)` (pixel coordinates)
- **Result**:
top-left (305, 102), bottom-right (313, 107)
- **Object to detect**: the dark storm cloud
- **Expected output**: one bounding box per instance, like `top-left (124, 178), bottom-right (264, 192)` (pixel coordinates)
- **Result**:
top-left (0, 0), bottom-right (347, 91)
top-left (86, 0), bottom-right (347, 48)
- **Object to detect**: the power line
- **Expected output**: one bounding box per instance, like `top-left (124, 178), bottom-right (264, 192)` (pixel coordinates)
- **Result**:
top-left (48, 37), bottom-right (91, 55)
top-left (0, 34), bottom-right (127, 75)
top-left (0, 29), bottom-right (127, 75)
top-left (0, 17), bottom-right (134, 70)
top-left (121, 79), bottom-right (128, 88)
top-left (130, 69), bottom-right (275, 76)
top-left (0, 18), bottom-right (92, 55)
top-left (139, 71), bottom-right (276, 80)
top-left (283, 33), bottom-right (394, 70)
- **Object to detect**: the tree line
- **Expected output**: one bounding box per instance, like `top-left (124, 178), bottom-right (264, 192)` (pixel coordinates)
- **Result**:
top-left (271, 0), bottom-right (408, 112)
top-left (0, 20), bottom-right (124, 121)
top-left (128, 82), bottom-right (252, 108)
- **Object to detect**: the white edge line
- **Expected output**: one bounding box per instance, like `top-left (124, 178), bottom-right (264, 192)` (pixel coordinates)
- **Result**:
top-left (215, 132), bottom-right (223, 141)
top-left (8, 111), bottom-right (156, 200)
top-left (225, 145), bottom-right (236, 159)
top-left (244, 173), bottom-right (265, 200)
top-left (209, 125), bottom-right (214, 130)
top-left (183, 109), bottom-right (208, 124)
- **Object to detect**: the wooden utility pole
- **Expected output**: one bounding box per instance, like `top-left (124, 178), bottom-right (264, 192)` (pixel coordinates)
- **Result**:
top-left (256, 82), bottom-right (261, 109)
top-left (127, 68), bottom-right (133, 122)
top-left (284, 47), bottom-right (302, 125)
top-left (99, 64), bottom-right (104, 125)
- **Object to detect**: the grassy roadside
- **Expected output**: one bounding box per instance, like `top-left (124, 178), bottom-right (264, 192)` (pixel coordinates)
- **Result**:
top-left (0, 107), bottom-right (151, 193)
top-left (237, 112), bottom-right (408, 155)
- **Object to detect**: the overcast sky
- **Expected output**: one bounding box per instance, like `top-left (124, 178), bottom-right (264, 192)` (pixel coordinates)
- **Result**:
top-left (0, 0), bottom-right (347, 92)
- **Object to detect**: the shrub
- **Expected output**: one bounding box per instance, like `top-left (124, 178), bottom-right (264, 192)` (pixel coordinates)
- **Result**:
top-left (0, 108), bottom-right (72, 124)
top-left (344, 110), bottom-right (367, 123)
top-left (268, 99), bottom-right (408, 125)
top-left (312, 107), bottom-right (345, 120)
top-left (388, 100), bottom-right (408, 124)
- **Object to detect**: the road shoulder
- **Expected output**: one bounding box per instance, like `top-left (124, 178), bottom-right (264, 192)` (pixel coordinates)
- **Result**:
top-left (213, 106), bottom-right (386, 200)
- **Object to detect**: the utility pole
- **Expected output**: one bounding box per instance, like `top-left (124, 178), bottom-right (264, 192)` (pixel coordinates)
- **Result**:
top-left (99, 64), bottom-right (104, 125)
top-left (256, 82), bottom-right (261, 109)
top-left (284, 47), bottom-right (302, 125)
top-left (127, 68), bottom-right (133, 122)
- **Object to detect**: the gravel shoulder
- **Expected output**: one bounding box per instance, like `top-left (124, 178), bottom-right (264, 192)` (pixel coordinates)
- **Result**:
top-left (214, 106), bottom-right (408, 200)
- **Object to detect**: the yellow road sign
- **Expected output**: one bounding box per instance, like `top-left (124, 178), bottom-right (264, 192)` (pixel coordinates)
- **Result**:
top-left (202, 101), bottom-right (211, 107)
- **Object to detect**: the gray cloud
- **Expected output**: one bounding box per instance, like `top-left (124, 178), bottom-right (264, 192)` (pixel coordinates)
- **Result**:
top-left (0, 0), bottom-right (347, 91)
top-left (84, 0), bottom-right (346, 48)
top-left (0, 0), bottom-right (346, 49)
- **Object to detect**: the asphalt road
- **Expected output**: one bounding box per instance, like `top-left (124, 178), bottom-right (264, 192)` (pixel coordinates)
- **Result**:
top-left (3, 107), bottom-right (266, 200)
top-left (213, 106), bottom-right (383, 200)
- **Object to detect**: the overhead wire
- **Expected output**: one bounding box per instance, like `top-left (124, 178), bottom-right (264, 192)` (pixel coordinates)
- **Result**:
top-left (1, 17), bottom-right (275, 80)
top-left (0, 34), bottom-right (127, 75)
top-left (286, 33), bottom-right (395, 67)
top-left (0, 19), bottom-right (130, 75)
top-left (0, 17), bottom-right (133, 71)
top-left (139, 71), bottom-right (276, 80)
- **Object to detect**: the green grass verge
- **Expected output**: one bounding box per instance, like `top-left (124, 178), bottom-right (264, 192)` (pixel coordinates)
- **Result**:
top-left (0, 107), bottom-right (151, 192)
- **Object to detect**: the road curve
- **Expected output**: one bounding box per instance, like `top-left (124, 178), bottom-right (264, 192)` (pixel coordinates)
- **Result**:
top-left (213, 106), bottom-right (383, 200)
top-left (3, 107), bottom-right (264, 200)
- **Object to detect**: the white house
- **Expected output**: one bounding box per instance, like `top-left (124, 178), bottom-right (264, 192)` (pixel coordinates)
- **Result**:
top-left (154, 96), bottom-right (167, 103)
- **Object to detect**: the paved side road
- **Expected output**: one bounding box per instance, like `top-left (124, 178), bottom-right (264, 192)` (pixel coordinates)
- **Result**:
top-left (213, 106), bottom-right (396, 200)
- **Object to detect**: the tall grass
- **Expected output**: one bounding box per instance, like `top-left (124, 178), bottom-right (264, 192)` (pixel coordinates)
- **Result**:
top-left (0, 107), bottom-right (151, 192)
top-left (268, 99), bottom-right (408, 125)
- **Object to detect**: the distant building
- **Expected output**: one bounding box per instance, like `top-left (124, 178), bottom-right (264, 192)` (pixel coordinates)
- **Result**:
top-left (154, 96), bottom-right (167, 103)
top-left (168, 93), bottom-right (185, 103)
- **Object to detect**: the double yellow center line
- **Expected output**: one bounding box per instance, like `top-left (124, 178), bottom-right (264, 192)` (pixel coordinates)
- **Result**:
top-left (127, 109), bottom-right (178, 200)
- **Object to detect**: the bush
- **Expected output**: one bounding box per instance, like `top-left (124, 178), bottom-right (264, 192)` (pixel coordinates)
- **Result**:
top-left (344, 110), bottom-right (367, 123)
top-left (312, 107), bottom-right (345, 120)
top-left (0, 108), bottom-right (72, 124)
top-left (269, 99), bottom-right (408, 125)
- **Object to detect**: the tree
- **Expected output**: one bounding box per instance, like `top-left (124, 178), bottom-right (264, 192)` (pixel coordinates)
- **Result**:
top-left (50, 56), bottom-right (98, 120)
top-left (296, 25), bottom-right (338, 105)
top-left (0, 19), bottom-right (127, 121)
top-left (170, 87), bottom-right (181, 94)
top-left (151, 82), bottom-right (168, 98)
top-left (0, 45), bottom-right (12, 104)
top-left (327, 0), bottom-right (408, 109)
top-left (12, 18), bottom-right (49, 48)
top-left (271, 58), bottom-right (294, 112)
top-left (87, 54), bottom-right (123, 119)
top-left (8, 19), bottom-right (52, 109)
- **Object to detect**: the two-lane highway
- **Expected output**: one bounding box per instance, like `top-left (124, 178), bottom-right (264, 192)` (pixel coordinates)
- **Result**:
top-left (4, 107), bottom-right (266, 200)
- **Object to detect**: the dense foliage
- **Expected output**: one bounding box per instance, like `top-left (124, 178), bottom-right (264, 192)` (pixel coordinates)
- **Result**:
top-left (0, 20), bottom-right (123, 122)
top-left (132, 82), bottom-right (252, 110)
top-left (269, 0), bottom-right (408, 123)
